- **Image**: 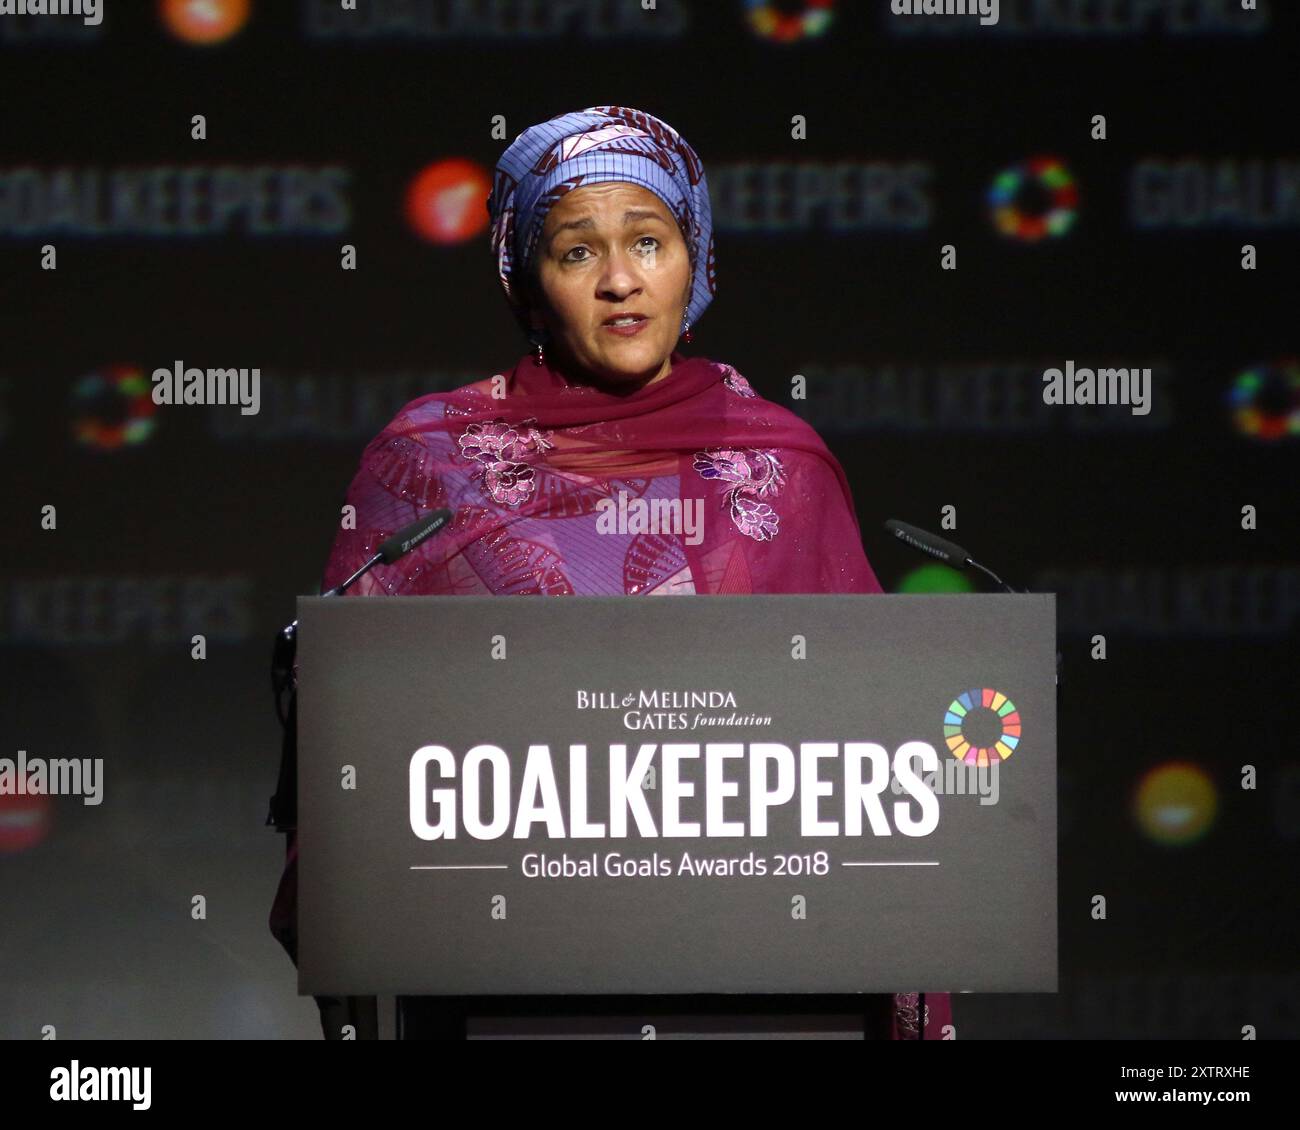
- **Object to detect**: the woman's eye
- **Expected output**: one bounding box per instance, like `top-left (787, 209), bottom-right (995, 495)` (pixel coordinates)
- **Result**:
top-left (564, 237), bottom-right (659, 263)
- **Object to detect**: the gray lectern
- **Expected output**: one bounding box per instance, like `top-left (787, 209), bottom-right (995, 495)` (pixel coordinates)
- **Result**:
top-left (295, 593), bottom-right (1056, 1037)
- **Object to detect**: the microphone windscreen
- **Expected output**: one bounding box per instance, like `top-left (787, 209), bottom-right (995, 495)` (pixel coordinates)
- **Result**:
top-left (377, 508), bottom-right (453, 564)
top-left (884, 519), bottom-right (972, 568)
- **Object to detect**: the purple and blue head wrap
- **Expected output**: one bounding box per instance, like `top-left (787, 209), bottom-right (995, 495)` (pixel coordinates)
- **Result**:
top-left (486, 106), bottom-right (716, 341)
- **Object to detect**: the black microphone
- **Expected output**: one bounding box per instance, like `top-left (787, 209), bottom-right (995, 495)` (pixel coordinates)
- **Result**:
top-left (883, 519), bottom-right (1015, 593)
top-left (266, 508), bottom-right (456, 831)
top-left (883, 518), bottom-right (1061, 686)
top-left (273, 508), bottom-right (455, 721)
top-left (324, 508), bottom-right (455, 596)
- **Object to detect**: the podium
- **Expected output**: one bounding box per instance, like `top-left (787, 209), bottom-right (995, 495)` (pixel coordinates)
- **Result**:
top-left (294, 593), bottom-right (1057, 1036)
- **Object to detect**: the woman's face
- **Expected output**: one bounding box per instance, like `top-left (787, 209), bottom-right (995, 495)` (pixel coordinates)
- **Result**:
top-left (526, 182), bottom-right (693, 391)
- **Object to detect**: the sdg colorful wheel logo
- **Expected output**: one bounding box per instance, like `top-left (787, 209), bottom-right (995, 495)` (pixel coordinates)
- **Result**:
top-left (987, 156), bottom-right (1079, 242)
top-left (944, 688), bottom-right (1021, 766)
top-left (744, 0), bottom-right (835, 42)
top-left (1228, 361), bottom-right (1300, 440)
top-left (72, 365), bottom-right (158, 451)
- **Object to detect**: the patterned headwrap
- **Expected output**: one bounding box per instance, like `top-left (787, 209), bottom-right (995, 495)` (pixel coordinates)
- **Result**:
top-left (486, 105), bottom-right (717, 341)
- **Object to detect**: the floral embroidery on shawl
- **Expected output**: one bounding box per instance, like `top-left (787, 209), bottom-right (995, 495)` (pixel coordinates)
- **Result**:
top-left (456, 417), bottom-right (556, 508)
top-left (719, 363), bottom-right (757, 398)
top-left (691, 447), bottom-right (786, 541)
top-left (894, 992), bottom-right (931, 1040)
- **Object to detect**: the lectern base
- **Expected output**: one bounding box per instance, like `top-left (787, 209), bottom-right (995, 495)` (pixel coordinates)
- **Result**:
top-left (393, 994), bottom-right (896, 1040)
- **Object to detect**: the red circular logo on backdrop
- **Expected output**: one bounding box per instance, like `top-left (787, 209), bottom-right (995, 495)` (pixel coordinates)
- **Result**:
top-left (405, 159), bottom-right (493, 244)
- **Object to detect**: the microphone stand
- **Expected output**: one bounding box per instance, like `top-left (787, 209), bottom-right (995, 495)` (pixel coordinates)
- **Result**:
top-left (265, 509), bottom-right (452, 1040)
top-left (267, 539), bottom-right (442, 830)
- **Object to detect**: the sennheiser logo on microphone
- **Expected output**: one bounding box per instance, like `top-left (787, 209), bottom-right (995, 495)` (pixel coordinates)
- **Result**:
top-left (402, 528), bottom-right (437, 554)
top-left (892, 527), bottom-right (953, 562)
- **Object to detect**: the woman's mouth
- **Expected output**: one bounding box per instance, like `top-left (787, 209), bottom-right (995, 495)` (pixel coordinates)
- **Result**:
top-left (601, 314), bottom-right (650, 336)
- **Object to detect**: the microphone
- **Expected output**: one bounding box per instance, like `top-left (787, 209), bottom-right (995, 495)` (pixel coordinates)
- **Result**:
top-left (267, 508), bottom-right (456, 831)
top-left (883, 519), bottom-right (1016, 593)
top-left (883, 518), bottom-right (1061, 688)
top-left (272, 508), bottom-right (455, 722)
top-left (324, 508), bottom-right (455, 596)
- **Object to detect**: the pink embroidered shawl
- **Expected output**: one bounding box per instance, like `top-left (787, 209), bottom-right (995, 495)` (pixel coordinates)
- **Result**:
top-left (320, 350), bottom-right (879, 597)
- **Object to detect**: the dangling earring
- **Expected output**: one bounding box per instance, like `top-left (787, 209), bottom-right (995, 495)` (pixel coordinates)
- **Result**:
top-left (681, 316), bottom-right (693, 344)
top-left (533, 339), bottom-right (545, 366)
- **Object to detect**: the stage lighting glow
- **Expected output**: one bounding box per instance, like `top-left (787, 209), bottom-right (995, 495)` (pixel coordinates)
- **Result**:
top-left (0, 789), bottom-right (52, 854)
top-left (159, 0), bottom-right (251, 45)
top-left (744, 0), bottom-right (835, 42)
top-left (1134, 762), bottom-right (1217, 846)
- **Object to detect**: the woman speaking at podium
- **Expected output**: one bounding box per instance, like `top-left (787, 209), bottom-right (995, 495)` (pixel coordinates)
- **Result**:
top-left (270, 105), bottom-right (951, 1041)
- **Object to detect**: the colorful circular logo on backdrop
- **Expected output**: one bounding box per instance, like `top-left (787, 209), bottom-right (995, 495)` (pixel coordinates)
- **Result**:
top-left (744, 0), bottom-right (835, 42)
top-left (1134, 762), bottom-right (1217, 846)
top-left (944, 688), bottom-right (1020, 766)
top-left (72, 365), bottom-right (157, 450)
top-left (1228, 361), bottom-right (1300, 440)
top-left (897, 564), bottom-right (974, 594)
top-left (0, 788), bottom-right (52, 854)
top-left (987, 157), bottom-right (1078, 242)
top-left (160, 0), bottom-right (251, 45)
top-left (405, 159), bottom-right (493, 244)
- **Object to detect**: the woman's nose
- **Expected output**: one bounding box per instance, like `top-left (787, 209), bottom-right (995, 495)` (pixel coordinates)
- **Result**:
top-left (598, 250), bottom-right (644, 293)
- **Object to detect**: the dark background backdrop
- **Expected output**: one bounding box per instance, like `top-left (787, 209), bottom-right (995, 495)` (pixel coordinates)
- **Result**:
top-left (1, 0), bottom-right (1296, 1038)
